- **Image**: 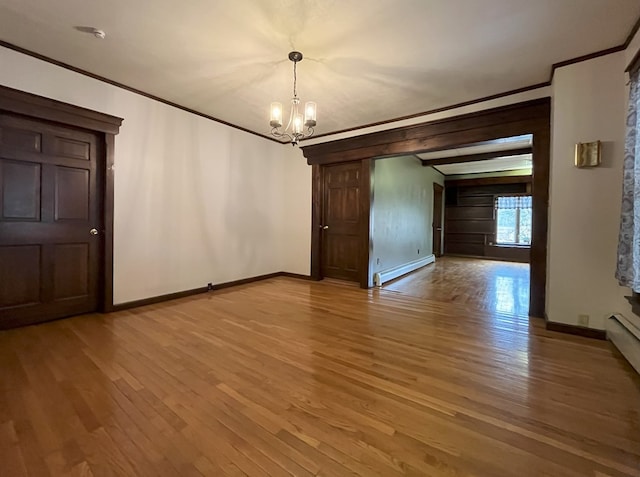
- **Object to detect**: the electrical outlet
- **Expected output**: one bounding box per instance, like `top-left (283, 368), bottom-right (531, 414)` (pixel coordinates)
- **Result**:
top-left (207, 282), bottom-right (213, 291)
top-left (417, 249), bottom-right (420, 254)
top-left (577, 314), bottom-right (589, 327)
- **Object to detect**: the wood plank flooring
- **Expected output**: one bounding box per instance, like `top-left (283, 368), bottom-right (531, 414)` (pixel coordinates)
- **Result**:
top-left (1, 273), bottom-right (639, 476)
top-left (383, 256), bottom-right (530, 318)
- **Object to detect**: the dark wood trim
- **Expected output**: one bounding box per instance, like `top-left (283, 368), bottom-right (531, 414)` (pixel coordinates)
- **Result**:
top-left (624, 15), bottom-right (640, 48)
top-left (626, 49), bottom-right (640, 75)
top-left (0, 84), bottom-right (122, 134)
top-left (304, 98), bottom-right (550, 318)
top-left (304, 83), bottom-right (550, 143)
top-left (361, 158), bottom-right (374, 288)
top-left (545, 320), bottom-right (607, 340)
top-left (301, 98), bottom-right (550, 165)
top-left (0, 85), bottom-right (121, 315)
top-left (102, 134), bottom-right (116, 312)
top-left (210, 272), bottom-right (282, 291)
top-left (444, 175), bottom-right (531, 188)
top-left (421, 147), bottom-right (532, 167)
top-left (444, 253), bottom-right (528, 264)
top-left (279, 272), bottom-right (314, 280)
top-left (109, 272), bottom-right (311, 312)
top-left (625, 293), bottom-right (640, 318)
top-left (550, 45), bottom-right (626, 81)
top-left (0, 40), bottom-right (281, 144)
top-left (310, 164), bottom-right (322, 281)
top-left (110, 286), bottom-right (210, 312)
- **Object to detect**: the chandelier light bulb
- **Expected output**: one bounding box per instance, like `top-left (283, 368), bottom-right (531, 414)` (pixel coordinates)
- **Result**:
top-left (269, 51), bottom-right (317, 145)
top-left (270, 102), bottom-right (283, 128)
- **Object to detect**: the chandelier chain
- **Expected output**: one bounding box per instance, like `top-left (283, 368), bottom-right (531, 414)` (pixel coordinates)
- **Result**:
top-left (293, 60), bottom-right (297, 98)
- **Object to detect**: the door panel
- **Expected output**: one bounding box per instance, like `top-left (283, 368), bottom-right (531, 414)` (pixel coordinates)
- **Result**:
top-left (0, 245), bottom-right (41, 307)
top-left (53, 243), bottom-right (90, 301)
top-left (0, 114), bottom-right (100, 328)
top-left (55, 166), bottom-right (89, 220)
top-left (2, 160), bottom-right (41, 220)
top-left (321, 162), bottom-right (361, 282)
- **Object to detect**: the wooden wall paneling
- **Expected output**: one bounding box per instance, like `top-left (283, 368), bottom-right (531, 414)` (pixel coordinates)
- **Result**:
top-left (444, 179), bottom-right (531, 263)
top-left (302, 98), bottom-right (550, 317)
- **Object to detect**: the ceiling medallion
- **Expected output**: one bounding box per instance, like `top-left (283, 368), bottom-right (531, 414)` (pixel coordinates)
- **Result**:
top-left (269, 51), bottom-right (317, 145)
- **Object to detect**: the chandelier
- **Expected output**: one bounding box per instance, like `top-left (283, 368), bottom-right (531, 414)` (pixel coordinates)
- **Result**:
top-left (270, 51), bottom-right (317, 145)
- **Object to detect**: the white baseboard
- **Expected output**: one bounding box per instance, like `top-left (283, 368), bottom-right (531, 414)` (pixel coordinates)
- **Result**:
top-left (373, 255), bottom-right (435, 287)
top-left (607, 314), bottom-right (640, 374)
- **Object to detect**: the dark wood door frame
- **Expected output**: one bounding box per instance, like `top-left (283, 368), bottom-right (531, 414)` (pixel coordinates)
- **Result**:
top-left (432, 182), bottom-right (444, 257)
top-left (302, 98), bottom-right (550, 318)
top-left (311, 159), bottom-right (373, 288)
top-left (0, 85), bottom-right (123, 312)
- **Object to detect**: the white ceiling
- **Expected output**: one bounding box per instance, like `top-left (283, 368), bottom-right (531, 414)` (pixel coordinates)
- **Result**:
top-left (434, 154), bottom-right (532, 176)
top-left (0, 1), bottom-right (638, 141)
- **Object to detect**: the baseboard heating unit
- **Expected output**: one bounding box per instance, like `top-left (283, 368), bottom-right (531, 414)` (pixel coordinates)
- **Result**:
top-left (373, 254), bottom-right (435, 287)
top-left (607, 314), bottom-right (640, 374)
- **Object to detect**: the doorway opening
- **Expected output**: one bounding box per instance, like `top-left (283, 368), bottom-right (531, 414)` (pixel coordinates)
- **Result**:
top-left (374, 134), bottom-right (533, 318)
top-left (303, 98), bottom-right (549, 318)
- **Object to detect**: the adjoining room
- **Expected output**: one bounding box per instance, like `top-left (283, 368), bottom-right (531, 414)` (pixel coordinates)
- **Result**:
top-left (374, 135), bottom-right (533, 318)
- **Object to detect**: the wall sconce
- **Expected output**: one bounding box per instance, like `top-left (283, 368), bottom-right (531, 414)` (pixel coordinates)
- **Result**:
top-left (575, 141), bottom-right (601, 168)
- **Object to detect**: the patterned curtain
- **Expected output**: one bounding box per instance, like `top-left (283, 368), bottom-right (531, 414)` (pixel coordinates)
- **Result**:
top-left (495, 195), bottom-right (532, 210)
top-left (616, 69), bottom-right (640, 293)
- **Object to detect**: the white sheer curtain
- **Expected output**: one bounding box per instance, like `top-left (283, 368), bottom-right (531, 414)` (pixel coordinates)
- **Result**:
top-left (616, 68), bottom-right (640, 293)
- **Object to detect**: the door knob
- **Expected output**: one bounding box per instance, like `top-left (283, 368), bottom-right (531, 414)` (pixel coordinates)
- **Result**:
top-left (90, 228), bottom-right (99, 235)
top-left (322, 225), bottom-right (329, 230)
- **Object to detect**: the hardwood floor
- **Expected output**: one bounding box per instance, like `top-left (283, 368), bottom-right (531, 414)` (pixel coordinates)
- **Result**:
top-left (1, 276), bottom-right (639, 476)
top-left (383, 256), bottom-right (530, 318)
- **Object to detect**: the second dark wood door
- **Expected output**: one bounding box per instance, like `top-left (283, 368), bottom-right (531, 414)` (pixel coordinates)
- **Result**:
top-left (321, 162), bottom-right (361, 282)
top-left (0, 114), bottom-right (101, 329)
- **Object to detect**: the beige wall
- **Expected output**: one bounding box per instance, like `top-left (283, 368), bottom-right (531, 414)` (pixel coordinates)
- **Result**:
top-left (0, 46), bottom-right (291, 304)
top-left (548, 51), bottom-right (629, 329)
top-left (371, 157), bottom-right (444, 274)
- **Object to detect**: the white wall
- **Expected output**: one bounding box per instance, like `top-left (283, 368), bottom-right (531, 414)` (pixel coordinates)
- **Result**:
top-left (280, 146), bottom-right (312, 275)
top-left (0, 46), bottom-right (299, 304)
top-left (371, 157), bottom-right (444, 273)
top-left (547, 52), bottom-right (629, 329)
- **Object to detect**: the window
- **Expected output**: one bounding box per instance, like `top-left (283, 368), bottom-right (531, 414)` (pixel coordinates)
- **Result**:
top-left (495, 195), bottom-right (532, 245)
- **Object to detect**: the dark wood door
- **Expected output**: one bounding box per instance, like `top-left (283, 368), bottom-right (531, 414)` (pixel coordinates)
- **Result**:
top-left (433, 183), bottom-right (444, 257)
top-left (321, 162), bottom-right (361, 282)
top-left (0, 114), bottom-right (101, 329)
